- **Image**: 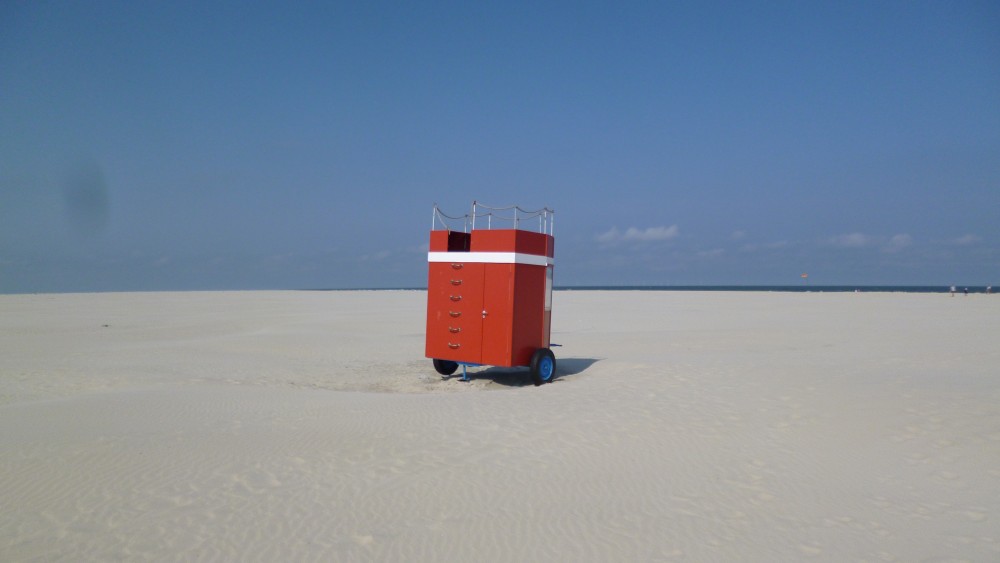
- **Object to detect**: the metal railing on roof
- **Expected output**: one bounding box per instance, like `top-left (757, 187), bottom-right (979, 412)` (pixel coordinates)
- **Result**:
top-left (431, 201), bottom-right (554, 235)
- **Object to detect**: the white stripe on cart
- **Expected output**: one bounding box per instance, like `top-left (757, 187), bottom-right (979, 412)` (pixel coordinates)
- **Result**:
top-left (427, 252), bottom-right (554, 267)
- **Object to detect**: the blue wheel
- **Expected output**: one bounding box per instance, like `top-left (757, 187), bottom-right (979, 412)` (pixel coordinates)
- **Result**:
top-left (530, 348), bottom-right (556, 386)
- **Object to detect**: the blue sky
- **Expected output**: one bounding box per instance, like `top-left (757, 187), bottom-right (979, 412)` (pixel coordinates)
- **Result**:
top-left (2, 1), bottom-right (998, 292)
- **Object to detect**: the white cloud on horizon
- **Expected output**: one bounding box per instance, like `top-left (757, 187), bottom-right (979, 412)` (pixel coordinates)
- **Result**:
top-left (829, 232), bottom-right (873, 248)
top-left (596, 225), bottom-right (679, 244)
top-left (883, 233), bottom-right (912, 253)
top-left (952, 234), bottom-right (981, 245)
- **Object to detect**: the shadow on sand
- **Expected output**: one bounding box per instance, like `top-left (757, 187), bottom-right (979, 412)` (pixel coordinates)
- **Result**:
top-left (453, 357), bottom-right (601, 388)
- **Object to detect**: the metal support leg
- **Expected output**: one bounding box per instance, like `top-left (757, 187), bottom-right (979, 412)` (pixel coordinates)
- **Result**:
top-left (462, 364), bottom-right (469, 382)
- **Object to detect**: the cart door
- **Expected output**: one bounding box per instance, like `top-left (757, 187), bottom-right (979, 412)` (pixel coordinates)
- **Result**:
top-left (480, 263), bottom-right (515, 366)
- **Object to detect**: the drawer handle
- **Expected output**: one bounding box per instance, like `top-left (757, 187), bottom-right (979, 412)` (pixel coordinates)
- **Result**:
top-left (448, 326), bottom-right (461, 333)
top-left (449, 295), bottom-right (462, 302)
top-left (448, 342), bottom-right (460, 349)
top-left (450, 279), bottom-right (462, 285)
top-left (451, 263), bottom-right (463, 269)
top-left (449, 311), bottom-right (461, 318)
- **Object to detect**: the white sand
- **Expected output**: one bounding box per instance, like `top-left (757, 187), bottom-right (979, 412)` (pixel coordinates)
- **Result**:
top-left (1, 290), bottom-right (998, 561)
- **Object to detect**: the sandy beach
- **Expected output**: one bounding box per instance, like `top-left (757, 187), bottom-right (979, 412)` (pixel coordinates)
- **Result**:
top-left (1, 290), bottom-right (998, 561)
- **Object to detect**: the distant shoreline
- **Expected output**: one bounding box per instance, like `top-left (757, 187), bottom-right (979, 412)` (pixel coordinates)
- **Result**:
top-left (305, 285), bottom-right (992, 294)
top-left (4, 285), bottom-right (993, 296)
top-left (557, 285), bottom-right (992, 293)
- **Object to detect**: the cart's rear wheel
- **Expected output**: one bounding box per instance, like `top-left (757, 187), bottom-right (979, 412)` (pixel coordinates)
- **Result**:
top-left (433, 359), bottom-right (459, 376)
top-left (530, 348), bottom-right (556, 386)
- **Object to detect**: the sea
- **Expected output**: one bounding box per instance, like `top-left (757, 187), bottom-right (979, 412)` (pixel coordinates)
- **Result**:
top-left (555, 285), bottom-right (992, 293)
top-left (324, 285), bottom-right (993, 294)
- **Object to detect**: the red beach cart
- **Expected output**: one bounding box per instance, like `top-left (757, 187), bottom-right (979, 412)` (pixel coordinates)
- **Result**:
top-left (425, 202), bottom-right (556, 385)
